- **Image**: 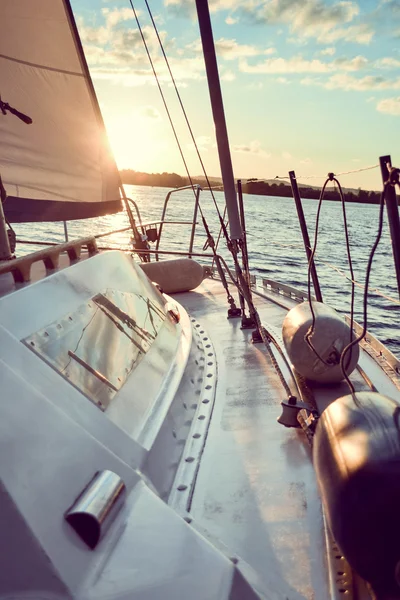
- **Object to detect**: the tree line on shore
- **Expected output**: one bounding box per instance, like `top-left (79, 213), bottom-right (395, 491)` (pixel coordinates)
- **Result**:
top-left (120, 170), bottom-right (399, 205)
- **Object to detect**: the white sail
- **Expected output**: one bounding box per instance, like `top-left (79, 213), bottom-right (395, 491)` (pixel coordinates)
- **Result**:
top-left (0, 0), bottom-right (122, 222)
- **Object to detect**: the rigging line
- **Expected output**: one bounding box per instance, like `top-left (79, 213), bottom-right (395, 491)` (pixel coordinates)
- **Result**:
top-left (139, 2), bottom-right (277, 346)
top-left (272, 164), bottom-right (379, 182)
top-left (127, 1), bottom-right (198, 201)
top-left (304, 178), bottom-right (334, 366)
top-left (142, 0), bottom-right (226, 227)
top-left (139, 1), bottom-right (249, 313)
top-left (211, 205), bottom-right (227, 270)
top-left (336, 164), bottom-right (379, 176)
top-left (334, 176), bottom-right (356, 387)
top-left (142, 0), bottom-right (241, 272)
top-left (315, 257), bottom-right (400, 306)
top-left (260, 236), bottom-right (399, 306)
top-left (127, 0), bottom-right (231, 296)
top-left (340, 184), bottom-right (387, 396)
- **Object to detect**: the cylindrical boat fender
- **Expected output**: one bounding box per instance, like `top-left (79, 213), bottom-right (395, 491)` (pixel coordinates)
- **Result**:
top-left (140, 259), bottom-right (210, 293)
top-left (313, 391), bottom-right (400, 597)
top-left (282, 301), bottom-right (359, 383)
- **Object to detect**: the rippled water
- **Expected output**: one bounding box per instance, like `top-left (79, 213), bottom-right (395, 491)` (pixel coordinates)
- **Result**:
top-left (14, 185), bottom-right (400, 358)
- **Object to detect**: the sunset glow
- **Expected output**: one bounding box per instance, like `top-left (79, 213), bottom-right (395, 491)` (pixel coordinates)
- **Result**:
top-left (72, 0), bottom-right (400, 189)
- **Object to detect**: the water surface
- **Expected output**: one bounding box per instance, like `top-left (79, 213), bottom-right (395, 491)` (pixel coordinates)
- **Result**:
top-left (14, 185), bottom-right (399, 358)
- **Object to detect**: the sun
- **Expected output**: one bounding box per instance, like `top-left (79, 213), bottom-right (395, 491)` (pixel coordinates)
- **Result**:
top-left (103, 111), bottom-right (166, 173)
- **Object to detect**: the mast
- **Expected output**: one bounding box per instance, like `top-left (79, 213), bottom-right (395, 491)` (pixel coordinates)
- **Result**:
top-left (195, 0), bottom-right (242, 241)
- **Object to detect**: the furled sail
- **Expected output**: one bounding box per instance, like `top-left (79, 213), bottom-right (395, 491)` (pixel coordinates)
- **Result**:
top-left (0, 0), bottom-right (122, 223)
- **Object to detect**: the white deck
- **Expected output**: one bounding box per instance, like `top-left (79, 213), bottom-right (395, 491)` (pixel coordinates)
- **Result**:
top-left (172, 279), bottom-right (330, 599)
top-left (172, 275), bottom-right (399, 600)
top-left (1, 249), bottom-right (397, 599)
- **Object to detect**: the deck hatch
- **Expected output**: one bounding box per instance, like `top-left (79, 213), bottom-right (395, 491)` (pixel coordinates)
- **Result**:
top-left (23, 288), bottom-right (166, 410)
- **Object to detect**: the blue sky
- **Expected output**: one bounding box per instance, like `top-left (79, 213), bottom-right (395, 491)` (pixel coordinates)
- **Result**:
top-left (71, 0), bottom-right (400, 189)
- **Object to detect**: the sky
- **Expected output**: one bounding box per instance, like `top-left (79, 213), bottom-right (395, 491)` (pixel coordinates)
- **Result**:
top-left (71, 0), bottom-right (400, 190)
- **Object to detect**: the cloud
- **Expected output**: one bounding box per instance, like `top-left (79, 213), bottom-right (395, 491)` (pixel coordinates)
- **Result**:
top-left (282, 151), bottom-right (292, 160)
top-left (164, 0), bottom-right (374, 45)
top-left (186, 37), bottom-right (271, 60)
top-left (101, 7), bottom-right (135, 28)
top-left (320, 47), bottom-right (336, 56)
top-left (77, 13), bottom-right (206, 87)
top-left (326, 73), bottom-right (400, 90)
top-left (233, 140), bottom-right (271, 158)
top-left (246, 81), bottom-right (264, 90)
top-left (240, 54), bottom-right (369, 74)
top-left (137, 105), bottom-right (161, 120)
top-left (376, 57), bottom-right (400, 69)
top-left (164, 0), bottom-right (242, 18)
top-left (187, 136), bottom-right (212, 151)
top-left (221, 70), bottom-right (236, 81)
top-left (241, 0), bottom-right (374, 45)
top-left (215, 38), bottom-right (263, 60)
top-left (321, 23), bottom-right (373, 44)
top-left (301, 73), bottom-right (400, 91)
top-left (377, 96), bottom-right (400, 115)
top-left (277, 76), bottom-right (289, 83)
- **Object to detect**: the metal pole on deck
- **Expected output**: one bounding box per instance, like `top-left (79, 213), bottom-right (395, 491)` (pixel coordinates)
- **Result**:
top-left (0, 175), bottom-right (13, 260)
top-left (289, 171), bottom-right (323, 302)
top-left (63, 221), bottom-right (69, 242)
top-left (195, 0), bottom-right (242, 241)
top-left (119, 185), bottom-right (150, 262)
top-left (379, 155), bottom-right (400, 298)
top-left (237, 180), bottom-right (250, 283)
top-left (188, 185), bottom-right (201, 258)
top-left (237, 180), bottom-right (256, 328)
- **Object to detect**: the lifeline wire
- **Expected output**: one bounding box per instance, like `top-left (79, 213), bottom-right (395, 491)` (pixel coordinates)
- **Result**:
top-left (333, 176), bottom-right (356, 384)
top-left (340, 185), bottom-right (387, 395)
top-left (257, 238), bottom-right (400, 307)
top-left (304, 174), bottom-right (357, 380)
top-left (273, 163), bottom-right (379, 182)
top-left (304, 179), bottom-right (333, 365)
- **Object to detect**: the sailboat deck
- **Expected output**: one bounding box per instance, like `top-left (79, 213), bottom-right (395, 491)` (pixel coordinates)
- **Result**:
top-left (172, 277), bottom-right (331, 599)
top-left (172, 275), bottom-right (400, 599)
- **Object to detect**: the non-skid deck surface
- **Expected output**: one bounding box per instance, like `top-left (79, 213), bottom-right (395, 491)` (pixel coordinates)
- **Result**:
top-left (173, 278), bottom-right (330, 600)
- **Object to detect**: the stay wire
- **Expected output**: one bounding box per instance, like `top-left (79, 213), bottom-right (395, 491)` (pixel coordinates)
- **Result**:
top-left (144, 0), bottom-right (249, 288)
top-left (136, 1), bottom-right (292, 395)
top-left (128, 1), bottom-right (234, 302)
top-left (340, 184), bottom-right (387, 395)
top-left (128, 1), bottom-right (197, 202)
top-left (142, 0), bottom-right (226, 229)
top-left (143, 0), bottom-right (244, 287)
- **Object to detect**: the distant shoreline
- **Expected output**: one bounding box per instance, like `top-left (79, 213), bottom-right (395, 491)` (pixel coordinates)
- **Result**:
top-left (120, 170), bottom-right (399, 205)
